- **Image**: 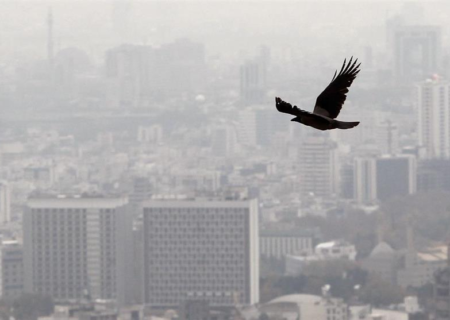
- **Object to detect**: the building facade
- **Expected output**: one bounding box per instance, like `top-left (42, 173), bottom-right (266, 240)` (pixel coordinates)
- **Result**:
top-left (392, 25), bottom-right (441, 82)
top-left (375, 155), bottom-right (417, 202)
top-left (354, 157), bottom-right (377, 204)
top-left (23, 196), bottom-right (132, 305)
top-left (0, 181), bottom-right (11, 225)
top-left (0, 240), bottom-right (24, 299)
top-left (142, 199), bottom-right (259, 307)
top-left (299, 135), bottom-right (339, 199)
top-left (260, 230), bottom-right (314, 260)
top-left (417, 78), bottom-right (450, 159)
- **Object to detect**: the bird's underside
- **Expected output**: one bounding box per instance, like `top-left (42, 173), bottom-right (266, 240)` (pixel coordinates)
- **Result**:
top-left (275, 57), bottom-right (361, 131)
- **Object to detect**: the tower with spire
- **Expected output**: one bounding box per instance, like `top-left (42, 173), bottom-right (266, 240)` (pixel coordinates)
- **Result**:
top-left (47, 8), bottom-right (54, 65)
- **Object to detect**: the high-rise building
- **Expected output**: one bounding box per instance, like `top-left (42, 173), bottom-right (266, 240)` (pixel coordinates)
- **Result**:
top-left (0, 240), bottom-right (24, 299)
top-left (417, 78), bottom-right (450, 159)
top-left (433, 246), bottom-right (450, 320)
top-left (105, 44), bottom-right (152, 108)
top-left (237, 109), bottom-right (257, 147)
top-left (141, 199), bottom-right (259, 308)
top-left (418, 159), bottom-right (450, 192)
top-left (340, 163), bottom-right (354, 199)
top-left (376, 155), bottom-right (417, 202)
top-left (354, 155), bottom-right (417, 203)
top-left (299, 135), bottom-right (339, 198)
top-left (392, 25), bottom-right (441, 82)
top-left (106, 39), bottom-right (205, 107)
top-left (240, 61), bottom-right (266, 105)
top-left (237, 106), bottom-right (285, 149)
top-left (353, 158), bottom-right (377, 205)
top-left (137, 125), bottom-right (163, 144)
top-left (129, 177), bottom-right (152, 206)
top-left (23, 195), bottom-right (133, 305)
top-left (211, 125), bottom-right (238, 157)
top-left (376, 120), bottom-right (399, 155)
top-left (0, 181), bottom-right (11, 225)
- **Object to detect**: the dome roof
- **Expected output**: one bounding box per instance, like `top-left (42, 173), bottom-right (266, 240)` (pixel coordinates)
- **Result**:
top-left (268, 294), bottom-right (323, 306)
top-left (370, 242), bottom-right (395, 257)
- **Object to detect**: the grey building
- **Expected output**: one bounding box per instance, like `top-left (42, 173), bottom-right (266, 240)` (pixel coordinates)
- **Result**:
top-left (299, 136), bottom-right (339, 199)
top-left (23, 195), bottom-right (133, 306)
top-left (260, 229), bottom-right (314, 260)
top-left (392, 25), bottom-right (441, 82)
top-left (240, 61), bottom-right (266, 105)
top-left (376, 155), bottom-right (417, 202)
top-left (142, 199), bottom-right (259, 308)
top-left (0, 240), bottom-right (24, 299)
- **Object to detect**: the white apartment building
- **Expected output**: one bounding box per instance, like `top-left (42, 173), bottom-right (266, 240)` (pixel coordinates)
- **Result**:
top-left (417, 78), bottom-right (450, 159)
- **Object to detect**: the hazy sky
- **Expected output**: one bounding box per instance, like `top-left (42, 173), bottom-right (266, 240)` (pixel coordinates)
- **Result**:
top-left (0, 0), bottom-right (449, 64)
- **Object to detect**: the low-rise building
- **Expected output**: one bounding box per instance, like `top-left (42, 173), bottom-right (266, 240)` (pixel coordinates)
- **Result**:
top-left (260, 229), bottom-right (314, 260)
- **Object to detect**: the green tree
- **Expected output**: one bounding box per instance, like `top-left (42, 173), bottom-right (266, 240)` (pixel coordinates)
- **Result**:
top-left (359, 277), bottom-right (405, 307)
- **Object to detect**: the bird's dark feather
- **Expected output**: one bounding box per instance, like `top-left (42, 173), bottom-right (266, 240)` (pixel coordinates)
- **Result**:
top-left (314, 57), bottom-right (361, 119)
top-left (275, 97), bottom-right (311, 117)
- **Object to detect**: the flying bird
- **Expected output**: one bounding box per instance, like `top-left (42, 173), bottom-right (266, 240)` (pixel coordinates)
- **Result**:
top-left (275, 57), bottom-right (361, 130)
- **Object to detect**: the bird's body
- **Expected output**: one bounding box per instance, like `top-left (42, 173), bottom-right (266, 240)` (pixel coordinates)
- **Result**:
top-left (275, 57), bottom-right (361, 131)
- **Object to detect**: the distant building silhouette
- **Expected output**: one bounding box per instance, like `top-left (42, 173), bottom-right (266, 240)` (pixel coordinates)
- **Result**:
top-left (105, 39), bottom-right (206, 107)
top-left (391, 25), bottom-right (441, 82)
top-left (211, 125), bottom-right (238, 157)
top-left (240, 61), bottom-right (266, 105)
top-left (299, 135), bottom-right (338, 199)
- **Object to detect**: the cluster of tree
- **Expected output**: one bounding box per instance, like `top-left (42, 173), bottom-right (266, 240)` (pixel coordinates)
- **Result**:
top-left (260, 256), bottom-right (285, 277)
top-left (260, 260), bottom-right (405, 307)
top-left (291, 209), bottom-right (378, 259)
top-left (285, 191), bottom-right (450, 260)
top-left (380, 191), bottom-right (450, 247)
top-left (0, 293), bottom-right (54, 320)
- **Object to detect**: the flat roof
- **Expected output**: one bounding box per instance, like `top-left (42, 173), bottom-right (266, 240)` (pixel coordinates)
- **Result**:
top-left (27, 196), bottom-right (128, 209)
top-left (143, 199), bottom-right (255, 209)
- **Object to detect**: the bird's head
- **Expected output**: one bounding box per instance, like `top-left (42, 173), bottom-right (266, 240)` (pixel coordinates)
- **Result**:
top-left (291, 116), bottom-right (302, 123)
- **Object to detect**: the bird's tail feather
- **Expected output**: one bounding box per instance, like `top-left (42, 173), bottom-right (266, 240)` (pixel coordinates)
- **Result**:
top-left (336, 121), bottom-right (359, 129)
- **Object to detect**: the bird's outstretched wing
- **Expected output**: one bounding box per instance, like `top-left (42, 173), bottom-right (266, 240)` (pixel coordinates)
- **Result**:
top-left (313, 57), bottom-right (361, 119)
top-left (275, 97), bottom-right (310, 117)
